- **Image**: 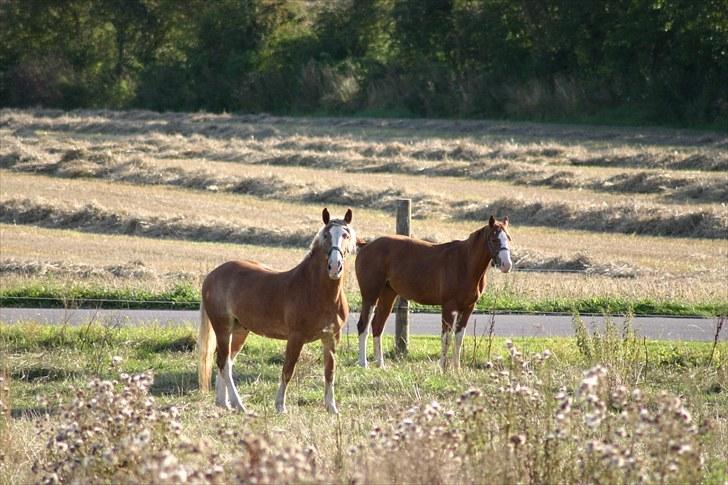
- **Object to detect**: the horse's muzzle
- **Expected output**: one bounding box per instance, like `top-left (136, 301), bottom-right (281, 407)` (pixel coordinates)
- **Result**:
top-left (499, 261), bottom-right (513, 273)
top-left (328, 261), bottom-right (344, 280)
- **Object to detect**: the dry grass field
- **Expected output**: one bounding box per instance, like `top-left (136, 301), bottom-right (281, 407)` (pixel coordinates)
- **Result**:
top-left (1, 110), bottom-right (727, 483)
top-left (1, 109), bottom-right (726, 310)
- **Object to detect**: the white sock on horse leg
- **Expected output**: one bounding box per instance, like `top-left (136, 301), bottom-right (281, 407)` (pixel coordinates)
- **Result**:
top-left (324, 379), bottom-right (338, 414)
top-left (358, 331), bottom-right (369, 367)
top-left (275, 378), bottom-right (288, 414)
top-left (215, 368), bottom-right (229, 408)
top-left (374, 336), bottom-right (384, 367)
top-left (223, 359), bottom-right (245, 411)
top-left (453, 328), bottom-right (465, 369)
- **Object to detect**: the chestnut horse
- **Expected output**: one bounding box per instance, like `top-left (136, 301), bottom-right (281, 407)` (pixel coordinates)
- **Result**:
top-left (355, 215), bottom-right (512, 370)
top-left (198, 208), bottom-right (357, 414)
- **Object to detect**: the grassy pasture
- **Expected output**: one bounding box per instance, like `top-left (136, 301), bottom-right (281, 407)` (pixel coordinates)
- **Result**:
top-left (1, 109), bottom-right (727, 314)
top-left (1, 322), bottom-right (726, 484)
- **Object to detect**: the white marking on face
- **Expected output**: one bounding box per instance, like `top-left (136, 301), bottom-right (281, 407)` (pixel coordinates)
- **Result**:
top-left (326, 224), bottom-right (350, 279)
top-left (497, 230), bottom-right (512, 273)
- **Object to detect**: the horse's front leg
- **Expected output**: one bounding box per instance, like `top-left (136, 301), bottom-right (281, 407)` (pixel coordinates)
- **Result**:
top-left (322, 333), bottom-right (340, 415)
top-left (439, 307), bottom-right (457, 372)
top-left (276, 336), bottom-right (304, 414)
top-left (452, 305), bottom-right (475, 371)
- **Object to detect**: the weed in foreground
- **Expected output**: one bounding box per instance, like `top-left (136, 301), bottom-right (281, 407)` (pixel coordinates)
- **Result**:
top-left (25, 340), bottom-right (715, 484)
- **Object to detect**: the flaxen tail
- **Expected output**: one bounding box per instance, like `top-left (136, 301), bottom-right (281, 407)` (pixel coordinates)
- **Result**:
top-left (198, 300), bottom-right (216, 392)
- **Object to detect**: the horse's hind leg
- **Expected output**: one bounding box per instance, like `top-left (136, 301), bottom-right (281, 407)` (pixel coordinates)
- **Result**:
top-left (356, 301), bottom-right (375, 367)
top-left (215, 320), bottom-right (247, 411)
top-left (371, 286), bottom-right (398, 368)
top-left (276, 336), bottom-right (304, 414)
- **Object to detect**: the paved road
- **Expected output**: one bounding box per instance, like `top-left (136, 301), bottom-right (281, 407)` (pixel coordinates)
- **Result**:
top-left (1, 308), bottom-right (724, 341)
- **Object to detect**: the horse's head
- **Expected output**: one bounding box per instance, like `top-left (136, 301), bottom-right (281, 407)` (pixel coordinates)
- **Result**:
top-left (320, 207), bottom-right (357, 280)
top-left (487, 215), bottom-right (513, 273)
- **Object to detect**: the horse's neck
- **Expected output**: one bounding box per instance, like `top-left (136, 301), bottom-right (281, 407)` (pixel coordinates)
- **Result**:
top-left (297, 245), bottom-right (344, 300)
top-left (464, 227), bottom-right (491, 282)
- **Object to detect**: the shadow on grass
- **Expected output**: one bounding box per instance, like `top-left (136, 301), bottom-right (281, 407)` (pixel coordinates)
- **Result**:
top-left (11, 366), bottom-right (82, 382)
top-left (11, 407), bottom-right (56, 419)
top-left (149, 369), bottom-right (271, 396)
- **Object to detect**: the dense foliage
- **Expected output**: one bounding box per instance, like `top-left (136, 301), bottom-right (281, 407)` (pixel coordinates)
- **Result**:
top-left (1, 0), bottom-right (727, 126)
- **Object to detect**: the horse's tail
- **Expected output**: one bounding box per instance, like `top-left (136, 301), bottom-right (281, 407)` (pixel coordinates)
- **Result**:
top-left (198, 300), bottom-right (216, 392)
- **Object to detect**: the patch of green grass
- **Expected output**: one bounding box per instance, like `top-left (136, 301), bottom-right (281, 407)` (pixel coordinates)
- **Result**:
top-left (3, 283), bottom-right (726, 316)
top-left (2, 322), bottom-right (725, 411)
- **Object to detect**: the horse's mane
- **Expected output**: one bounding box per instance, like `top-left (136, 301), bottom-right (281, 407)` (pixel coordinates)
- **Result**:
top-left (309, 219), bottom-right (358, 255)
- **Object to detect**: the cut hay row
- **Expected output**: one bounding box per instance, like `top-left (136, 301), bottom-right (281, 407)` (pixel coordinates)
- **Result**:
top-left (3, 128), bottom-right (727, 203)
top-left (3, 160), bottom-right (725, 238)
top-left (0, 258), bottom-right (194, 280)
top-left (0, 249), bottom-right (640, 280)
top-left (0, 201), bottom-right (642, 277)
top-left (4, 108), bottom-right (726, 149)
top-left (461, 198), bottom-right (727, 239)
top-left (0, 198), bottom-right (312, 248)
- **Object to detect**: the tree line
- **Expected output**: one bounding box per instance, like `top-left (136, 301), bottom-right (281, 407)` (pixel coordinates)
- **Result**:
top-left (1, 0), bottom-right (726, 127)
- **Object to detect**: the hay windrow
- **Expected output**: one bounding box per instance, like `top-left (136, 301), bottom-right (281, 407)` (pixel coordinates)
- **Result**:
top-left (0, 198), bottom-right (312, 248)
top-left (462, 198), bottom-right (727, 239)
top-left (0, 258), bottom-right (168, 279)
top-left (3, 119), bottom-right (727, 203)
top-left (513, 251), bottom-right (640, 278)
top-left (1, 249), bottom-right (640, 280)
top-left (4, 108), bottom-right (725, 148)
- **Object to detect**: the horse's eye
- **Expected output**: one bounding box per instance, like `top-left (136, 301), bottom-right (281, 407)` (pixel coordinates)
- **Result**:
top-left (325, 233), bottom-right (330, 239)
top-left (343, 233), bottom-right (350, 239)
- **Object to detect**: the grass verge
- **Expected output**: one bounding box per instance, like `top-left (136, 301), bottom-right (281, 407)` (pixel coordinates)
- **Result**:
top-left (2, 282), bottom-right (726, 316)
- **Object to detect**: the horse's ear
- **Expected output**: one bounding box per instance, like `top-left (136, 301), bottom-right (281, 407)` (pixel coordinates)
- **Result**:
top-left (344, 208), bottom-right (353, 224)
top-left (503, 215), bottom-right (509, 227)
top-left (489, 215), bottom-right (496, 228)
top-left (322, 208), bottom-right (330, 224)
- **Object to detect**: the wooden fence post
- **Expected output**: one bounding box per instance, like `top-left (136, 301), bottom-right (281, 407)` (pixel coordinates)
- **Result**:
top-left (395, 199), bottom-right (411, 355)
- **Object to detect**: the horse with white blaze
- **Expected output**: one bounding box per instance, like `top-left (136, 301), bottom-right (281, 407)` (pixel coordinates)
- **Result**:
top-left (198, 208), bottom-right (357, 414)
top-left (355, 215), bottom-right (513, 370)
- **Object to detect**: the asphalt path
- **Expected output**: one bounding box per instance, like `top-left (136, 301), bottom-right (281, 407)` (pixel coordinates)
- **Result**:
top-left (1, 308), bottom-right (724, 342)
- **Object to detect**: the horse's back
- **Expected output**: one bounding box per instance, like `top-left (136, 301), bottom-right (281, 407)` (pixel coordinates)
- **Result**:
top-left (356, 235), bottom-right (461, 303)
top-left (202, 260), bottom-right (288, 334)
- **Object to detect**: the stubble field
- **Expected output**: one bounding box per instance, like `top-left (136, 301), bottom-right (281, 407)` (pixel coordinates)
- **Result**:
top-left (1, 109), bottom-right (726, 313)
top-left (1, 109), bottom-right (727, 483)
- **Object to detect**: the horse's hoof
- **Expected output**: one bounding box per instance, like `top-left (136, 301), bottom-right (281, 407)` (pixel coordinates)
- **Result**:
top-left (375, 361), bottom-right (385, 369)
top-left (358, 360), bottom-right (368, 368)
top-left (276, 403), bottom-right (287, 414)
top-left (326, 404), bottom-right (339, 415)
